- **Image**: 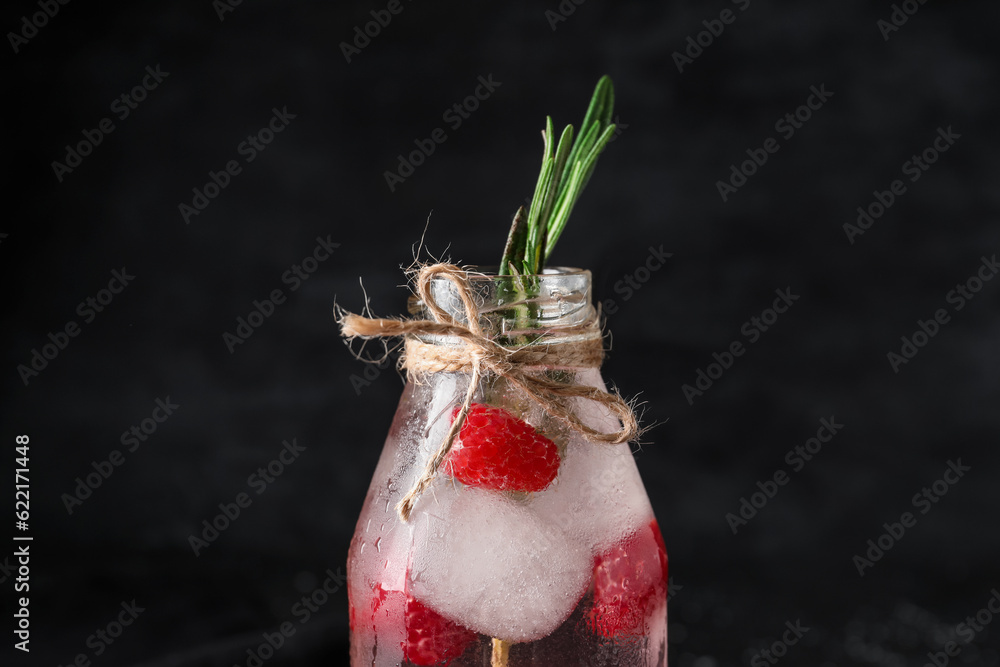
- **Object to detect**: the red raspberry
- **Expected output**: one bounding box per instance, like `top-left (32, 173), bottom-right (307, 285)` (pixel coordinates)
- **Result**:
top-left (587, 519), bottom-right (668, 638)
top-left (405, 593), bottom-right (477, 665)
top-left (358, 584), bottom-right (477, 666)
top-left (443, 403), bottom-right (560, 492)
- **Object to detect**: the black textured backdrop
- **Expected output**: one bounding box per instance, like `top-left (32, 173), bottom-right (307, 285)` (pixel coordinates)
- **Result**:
top-left (3, 1), bottom-right (999, 666)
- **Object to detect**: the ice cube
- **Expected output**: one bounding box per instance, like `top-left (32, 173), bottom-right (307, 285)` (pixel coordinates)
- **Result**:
top-left (530, 369), bottom-right (654, 552)
top-left (408, 481), bottom-right (591, 642)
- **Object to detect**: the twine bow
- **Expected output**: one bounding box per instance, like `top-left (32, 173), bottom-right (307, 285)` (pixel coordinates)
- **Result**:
top-left (339, 263), bottom-right (640, 522)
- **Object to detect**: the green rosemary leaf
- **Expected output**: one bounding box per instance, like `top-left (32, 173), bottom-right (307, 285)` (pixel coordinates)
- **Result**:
top-left (506, 75), bottom-right (617, 276)
top-left (518, 118), bottom-right (556, 273)
top-left (556, 119), bottom-right (601, 206)
top-left (524, 156), bottom-right (555, 274)
top-left (535, 123), bottom-right (575, 268)
top-left (577, 123), bottom-right (617, 195)
top-left (545, 121), bottom-right (617, 262)
top-left (598, 76), bottom-right (615, 129)
top-left (565, 75), bottom-right (613, 174)
top-left (499, 206), bottom-right (528, 276)
top-left (584, 122), bottom-right (616, 163)
top-left (543, 159), bottom-right (585, 261)
top-left (551, 123), bottom-right (575, 192)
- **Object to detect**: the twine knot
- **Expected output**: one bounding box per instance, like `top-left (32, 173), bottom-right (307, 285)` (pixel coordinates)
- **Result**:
top-left (339, 263), bottom-right (639, 521)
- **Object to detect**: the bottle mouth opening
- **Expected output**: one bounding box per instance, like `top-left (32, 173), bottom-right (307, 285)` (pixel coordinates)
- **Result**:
top-left (459, 266), bottom-right (589, 280)
top-left (408, 266), bottom-right (595, 338)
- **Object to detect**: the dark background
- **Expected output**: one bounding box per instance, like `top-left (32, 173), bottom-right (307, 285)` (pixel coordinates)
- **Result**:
top-left (3, 1), bottom-right (999, 665)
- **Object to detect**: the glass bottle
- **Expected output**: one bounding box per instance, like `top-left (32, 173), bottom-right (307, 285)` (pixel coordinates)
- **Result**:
top-left (347, 268), bottom-right (667, 666)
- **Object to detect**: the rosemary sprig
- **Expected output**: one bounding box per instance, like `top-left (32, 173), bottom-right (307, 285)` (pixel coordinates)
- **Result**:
top-left (487, 82), bottom-right (618, 660)
top-left (499, 206), bottom-right (528, 276)
top-left (500, 75), bottom-right (617, 276)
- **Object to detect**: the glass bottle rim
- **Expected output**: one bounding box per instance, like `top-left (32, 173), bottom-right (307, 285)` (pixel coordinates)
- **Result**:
top-left (459, 266), bottom-right (590, 280)
top-left (410, 265), bottom-right (595, 339)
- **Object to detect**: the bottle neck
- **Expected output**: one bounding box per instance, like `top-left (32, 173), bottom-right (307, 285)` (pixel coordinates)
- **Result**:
top-left (410, 267), bottom-right (596, 343)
